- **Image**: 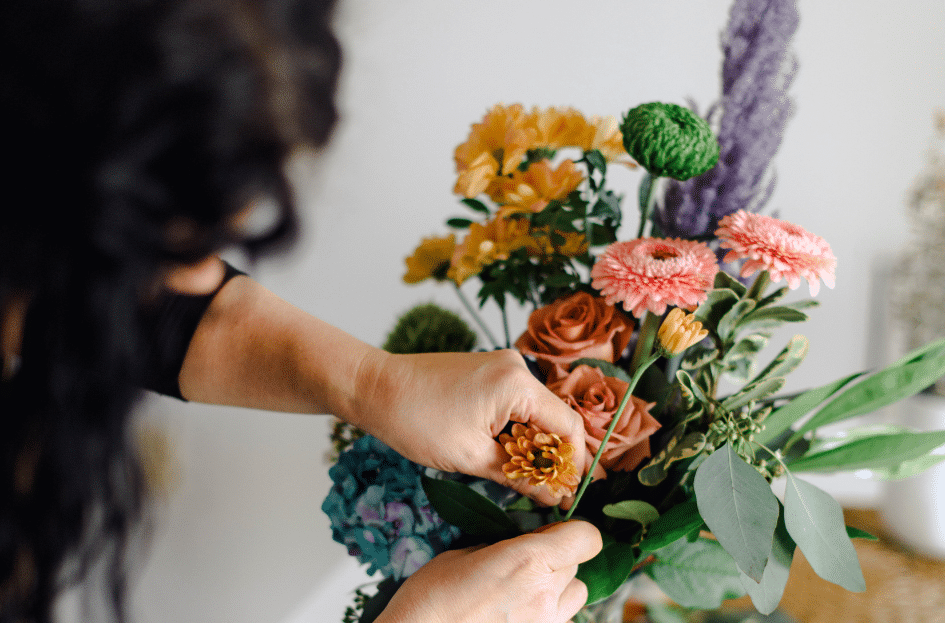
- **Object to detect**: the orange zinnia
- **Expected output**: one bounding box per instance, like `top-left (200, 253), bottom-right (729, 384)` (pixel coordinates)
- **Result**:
top-left (499, 423), bottom-right (580, 498)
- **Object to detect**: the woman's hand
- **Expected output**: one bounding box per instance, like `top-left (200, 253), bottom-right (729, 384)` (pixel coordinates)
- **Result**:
top-left (377, 521), bottom-right (602, 623)
top-left (351, 349), bottom-right (586, 506)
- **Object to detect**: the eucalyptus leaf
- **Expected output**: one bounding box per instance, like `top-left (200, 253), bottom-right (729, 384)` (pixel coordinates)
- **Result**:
top-left (570, 357), bottom-right (633, 383)
top-left (645, 538), bottom-right (746, 609)
top-left (420, 475), bottom-right (521, 538)
top-left (753, 372), bottom-right (864, 447)
top-left (603, 500), bottom-right (660, 526)
top-left (793, 353), bottom-right (945, 439)
top-left (694, 444), bottom-right (780, 582)
top-left (577, 541), bottom-right (639, 605)
top-left (787, 430), bottom-right (945, 474)
top-left (782, 473), bottom-right (865, 592)
top-left (639, 499), bottom-right (704, 551)
top-left (740, 509), bottom-right (795, 615)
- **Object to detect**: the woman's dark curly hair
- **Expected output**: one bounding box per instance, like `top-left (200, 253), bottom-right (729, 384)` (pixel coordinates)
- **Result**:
top-left (0, 0), bottom-right (341, 620)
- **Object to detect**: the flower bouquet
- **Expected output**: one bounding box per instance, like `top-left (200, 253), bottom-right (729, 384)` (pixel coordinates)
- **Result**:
top-left (323, 2), bottom-right (945, 621)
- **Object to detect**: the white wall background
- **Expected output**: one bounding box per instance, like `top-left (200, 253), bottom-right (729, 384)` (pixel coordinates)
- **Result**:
top-left (129, 2), bottom-right (945, 622)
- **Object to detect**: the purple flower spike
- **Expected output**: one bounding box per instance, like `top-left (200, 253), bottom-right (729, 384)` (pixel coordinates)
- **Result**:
top-left (656, 0), bottom-right (799, 239)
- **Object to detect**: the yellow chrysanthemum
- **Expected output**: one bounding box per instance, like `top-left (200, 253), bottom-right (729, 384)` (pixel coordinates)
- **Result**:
top-left (447, 217), bottom-right (531, 285)
top-left (525, 228), bottom-right (588, 260)
top-left (580, 115), bottom-right (628, 161)
top-left (403, 234), bottom-right (456, 284)
top-left (454, 104), bottom-right (537, 198)
top-left (491, 159), bottom-right (585, 217)
top-left (499, 423), bottom-right (580, 498)
top-left (658, 307), bottom-right (709, 355)
top-left (526, 106), bottom-right (589, 149)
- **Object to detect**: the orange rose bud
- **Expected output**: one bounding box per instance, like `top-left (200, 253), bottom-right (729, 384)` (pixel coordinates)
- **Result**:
top-left (498, 423), bottom-right (580, 498)
top-left (658, 307), bottom-right (709, 355)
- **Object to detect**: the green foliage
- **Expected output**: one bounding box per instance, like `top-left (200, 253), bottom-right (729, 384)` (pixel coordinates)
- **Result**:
top-left (603, 500), bottom-right (660, 526)
top-left (694, 444), bottom-right (779, 582)
top-left (420, 476), bottom-right (521, 539)
top-left (739, 510), bottom-right (794, 615)
top-left (782, 473), bottom-right (865, 592)
top-left (645, 538), bottom-right (746, 609)
top-left (383, 303), bottom-right (477, 354)
top-left (639, 499), bottom-right (704, 552)
top-left (577, 540), bottom-right (640, 605)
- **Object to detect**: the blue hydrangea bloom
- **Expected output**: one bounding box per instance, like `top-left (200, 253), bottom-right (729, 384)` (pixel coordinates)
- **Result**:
top-left (321, 435), bottom-right (460, 580)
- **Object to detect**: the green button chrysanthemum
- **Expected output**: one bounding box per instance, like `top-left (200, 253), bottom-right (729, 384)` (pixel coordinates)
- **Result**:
top-left (620, 102), bottom-right (720, 181)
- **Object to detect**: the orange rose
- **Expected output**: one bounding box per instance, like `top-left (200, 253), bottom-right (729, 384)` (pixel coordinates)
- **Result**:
top-left (514, 291), bottom-right (634, 381)
top-left (548, 364), bottom-right (660, 479)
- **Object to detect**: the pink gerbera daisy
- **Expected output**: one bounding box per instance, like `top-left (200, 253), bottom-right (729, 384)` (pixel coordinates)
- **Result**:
top-left (715, 210), bottom-right (836, 296)
top-left (590, 238), bottom-right (719, 318)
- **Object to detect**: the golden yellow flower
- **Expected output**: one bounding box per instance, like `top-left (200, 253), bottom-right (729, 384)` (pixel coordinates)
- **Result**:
top-left (403, 234), bottom-right (456, 284)
top-left (454, 104), bottom-right (537, 198)
top-left (658, 307), bottom-right (709, 355)
top-left (498, 423), bottom-right (580, 498)
top-left (580, 115), bottom-right (628, 161)
top-left (526, 106), bottom-right (588, 149)
top-left (447, 217), bottom-right (531, 285)
top-left (525, 228), bottom-right (588, 259)
top-left (492, 159), bottom-right (585, 217)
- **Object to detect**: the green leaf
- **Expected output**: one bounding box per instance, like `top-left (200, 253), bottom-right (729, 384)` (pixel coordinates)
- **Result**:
top-left (695, 288), bottom-right (740, 330)
top-left (570, 357), bottom-right (633, 383)
top-left (741, 306), bottom-right (810, 328)
top-left (676, 370), bottom-right (710, 405)
top-left (694, 444), bottom-right (780, 581)
top-left (645, 602), bottom-right (690, 623)
top-left (638, 431), bottom-right (706, 486)
top-left (740, 508), bottom-right (795, 615)
top-left (787, 429), bottom-right (945, 473)
top-left (847, 526), bottom-right (878, 541)
top-left (446, 217), bottom-right (474, 229)
top-left (681, 346), bottom-right (719, 371)
top-left (756, 285), bottom-right (790, 308)
top-left (714, 271), bottom-right (748, 297)
top-left (782, 473), bottom-right (865, 592)
top-left (748, 335), bottom-right (809, 386)
top-left (358, 577), bottom-right (403, 623)
top-left (460, 197), bottom-right (491, 214)
top-left (794, 352), bottom-right (945, 439)
top-left (645, 538), bottom-right (746, 609)
top-left (717, 299), bottom-right (757, 342)
top-left (753, 372), bottom-right (864, 447)
top-left (869, 452), bottom-right (945, 480)
top-left (603, 500), bottom-right (660, 526)
top-left (638, 172), bottom-right (653, 211)
top-left (584, 149), bottom-right (607, 176)
top-left (577, 541), bottom-right (639, 605)
top-left (720, 377), bottom-right (785, 412)
top-left (639, 499), bottom-right (704, 551)
top-left (420, 475), bottom-right (521, 538)
top-left (888, 336), bottom-right (945, 367)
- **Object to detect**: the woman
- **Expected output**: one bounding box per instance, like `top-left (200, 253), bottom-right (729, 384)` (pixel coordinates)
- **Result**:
top-left (0, 1), bottom-right (601, 622)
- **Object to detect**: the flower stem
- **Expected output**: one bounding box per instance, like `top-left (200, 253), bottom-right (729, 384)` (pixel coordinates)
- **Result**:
top-left (453, 283), bottom-right (500, 350)
top-left (564, 353), bottom-right (661, 521)
top-left (636, 174), bottom-right (659, 239)
top-left (630, 312), bottom-right (660, 375)
top-left (501, 305), bottom-right (511, 349)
